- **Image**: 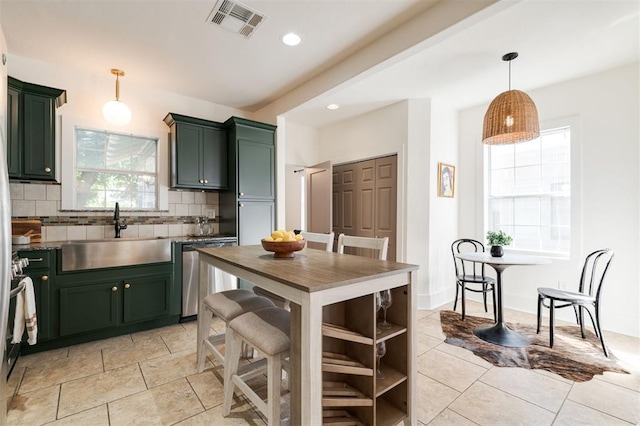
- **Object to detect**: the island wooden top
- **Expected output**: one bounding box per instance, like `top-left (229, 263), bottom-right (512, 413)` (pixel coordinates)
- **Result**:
top-left (197, 245), bottom-right (418, 293)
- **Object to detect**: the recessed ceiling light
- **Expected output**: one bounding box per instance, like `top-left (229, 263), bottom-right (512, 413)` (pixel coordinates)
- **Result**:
top-left (326, 104), bottom-right (340, 110)
top-left (282, 32), bottom-right (301, 46)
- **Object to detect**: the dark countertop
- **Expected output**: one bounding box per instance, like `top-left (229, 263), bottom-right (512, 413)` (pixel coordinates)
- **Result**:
top-left (13, 235), bottom-right (237, 251)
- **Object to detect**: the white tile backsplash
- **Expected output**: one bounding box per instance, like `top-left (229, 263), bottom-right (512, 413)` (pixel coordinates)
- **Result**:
top-left (23, 184), bottom-right (47, 200)
top-left (12, 200), bottom-right (36, 216)
top-left (36, 200), bottom-right (59, 217)
top-left (13, 183), bottom-right (221, 241)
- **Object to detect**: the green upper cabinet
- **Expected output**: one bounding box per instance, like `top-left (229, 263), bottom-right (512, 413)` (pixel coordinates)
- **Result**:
top-left (7, 76), bottom-right (66, 181)
top-left (164, 113), bottom-right (228, 190)
top-left (220, 117), bottom-right (276, 244)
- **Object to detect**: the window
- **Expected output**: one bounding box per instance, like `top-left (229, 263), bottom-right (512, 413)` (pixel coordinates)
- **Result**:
top-left (74, 128), bottom-right (158, 209)
top-left (487, 126), bottom-right (571, 255)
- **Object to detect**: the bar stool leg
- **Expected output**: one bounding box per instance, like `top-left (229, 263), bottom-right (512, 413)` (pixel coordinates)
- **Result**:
top-left (197, 305), bottom-right (213, 372)
top-left (223, 328), bottom-right (243, 416)
top-left (267, 354), bottom-right (282, 426)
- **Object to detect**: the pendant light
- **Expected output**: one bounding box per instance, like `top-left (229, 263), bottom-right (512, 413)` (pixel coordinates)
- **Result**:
top-left (103, 68), bottom-right (132, 126)
top-left (482, 52), bottom-right (539, 145)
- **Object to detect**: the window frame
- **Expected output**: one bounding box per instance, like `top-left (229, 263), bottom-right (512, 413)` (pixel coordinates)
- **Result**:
top-left (483, 117), bottom-right (581, 260)
top-left (61, 116), bottom-right (169, 212)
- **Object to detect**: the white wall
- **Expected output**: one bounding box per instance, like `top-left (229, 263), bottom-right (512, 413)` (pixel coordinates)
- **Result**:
top-left (459, 63), bottom-right (640, 337)
top-left (426, 99), bottom-right (459, 308)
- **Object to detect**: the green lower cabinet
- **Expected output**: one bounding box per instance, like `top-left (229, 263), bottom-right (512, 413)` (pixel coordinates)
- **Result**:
top-left (57, 267), bottom-right (174, 338)
top-left (59, 281), bottom-right (119, 336)
top-left (123, 274), bottom-right (171, 323)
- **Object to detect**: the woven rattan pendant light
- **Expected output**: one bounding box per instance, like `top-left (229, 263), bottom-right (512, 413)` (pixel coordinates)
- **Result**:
top-left (482, 52), bottom-right (539, 145)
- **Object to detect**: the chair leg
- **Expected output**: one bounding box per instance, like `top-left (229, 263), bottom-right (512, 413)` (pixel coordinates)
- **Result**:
top-left (482, 283), bottom-right (488, 313)
top-left (197, 307), bottom-right (214, 373)
top-left (453, 282), bottom-right (459, 312)
top-left (549, 299), bottom-right (555, 348)
top-left (461, 283), bottom-right (466, 320)
top-left (594, 305), bottom-right (608, 357)
top-left (578, 306), bottom-right (586, 339)
top-left (536, 295), bottom-right (543, 334)
top-left (223, 328), bottom-right (243, 416)
top-left (491, 284), bottom-right (497, 322)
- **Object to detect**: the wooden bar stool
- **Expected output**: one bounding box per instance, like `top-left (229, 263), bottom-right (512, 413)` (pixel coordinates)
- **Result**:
top-left (197, 289), bottom-right (275, 372)
top-left (223, 307), bottom-right (290, 425)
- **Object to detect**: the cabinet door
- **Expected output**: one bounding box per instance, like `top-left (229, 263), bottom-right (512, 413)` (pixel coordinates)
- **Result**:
top-left (29, 272), bottom-right (52, 340)
top-left (238, 139), bottom-right (274, 200)
top-left (20, 250), bottom-right (54, 340)
top-left (175, 122), bottom-right (204, 188)
top-left (7, 87), bottom-right (21, 178)
top-left (202, 126), bottom-right (228, 189)
top-left (59, 282), bottom-right (120, 336)
top-left (123, 274), bottom-right (171, 323)
top-left (238, 200), bottom-right (274, 245)
top-left (22, 93), bottom-right (55, 180)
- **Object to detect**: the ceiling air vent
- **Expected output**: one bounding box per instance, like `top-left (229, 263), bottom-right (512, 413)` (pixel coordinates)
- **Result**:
top-left (207, 0), bottom-right (267, 39)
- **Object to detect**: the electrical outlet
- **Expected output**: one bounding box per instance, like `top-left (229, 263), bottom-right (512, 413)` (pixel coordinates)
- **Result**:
top-left (205, 209), bottom-right (216, 219)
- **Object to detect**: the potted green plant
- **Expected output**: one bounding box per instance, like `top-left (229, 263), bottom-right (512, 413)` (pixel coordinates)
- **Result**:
top-left (486, 230), bottom-right (513, 257)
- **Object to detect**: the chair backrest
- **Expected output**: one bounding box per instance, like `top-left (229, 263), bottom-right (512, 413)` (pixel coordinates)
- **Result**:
top-left (301, 231), bottom-right (334, 252)
top-left (579, 249), bottom-right (614, 299)
top-left (451, 238), bottom-right (487, 278)
top-left (337, 233), bottom-right (388, 260)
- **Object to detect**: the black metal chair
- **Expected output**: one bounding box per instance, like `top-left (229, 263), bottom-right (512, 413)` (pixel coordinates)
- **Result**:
top-left (451, 239), bottom-right (496, 321)
top-left (537, 248), bottom-right (614, 357)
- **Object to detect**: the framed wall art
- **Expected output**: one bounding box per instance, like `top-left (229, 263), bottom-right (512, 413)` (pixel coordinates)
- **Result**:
top-left (438, 162), bottom-right (455, 198)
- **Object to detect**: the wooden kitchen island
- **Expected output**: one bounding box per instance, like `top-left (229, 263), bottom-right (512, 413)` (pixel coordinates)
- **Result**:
top-left (197, 245), bottom-right (418, 425)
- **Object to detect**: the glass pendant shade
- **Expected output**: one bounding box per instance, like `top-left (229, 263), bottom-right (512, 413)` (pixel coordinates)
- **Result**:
top-left (103, 69), bottom-right (131, 126)
top-left (482, 89), bottom-right (539, 144)
top-left (103, 100), bottom-right (132, 126)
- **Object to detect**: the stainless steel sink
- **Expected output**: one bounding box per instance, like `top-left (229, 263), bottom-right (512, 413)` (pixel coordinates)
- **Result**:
top-left (61, 237), bottom-right (172, 271)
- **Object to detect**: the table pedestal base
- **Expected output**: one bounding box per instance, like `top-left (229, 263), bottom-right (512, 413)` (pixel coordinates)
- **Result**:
top-left (473, 322), bottom-right (530, 347)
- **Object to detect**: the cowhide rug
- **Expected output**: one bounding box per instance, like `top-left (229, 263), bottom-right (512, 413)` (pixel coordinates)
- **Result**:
top-left (439, 310), bottom-right (629, 382)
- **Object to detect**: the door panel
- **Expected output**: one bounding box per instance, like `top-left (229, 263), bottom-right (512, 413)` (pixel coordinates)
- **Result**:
top-left (175, 123), bottom-right (203, 187)
top-left (306, 161), bottom-right (332, 234)
top-left (356, 160), bottom-right (375, 238)
top-left (375, 156), bottom-right (397, 261)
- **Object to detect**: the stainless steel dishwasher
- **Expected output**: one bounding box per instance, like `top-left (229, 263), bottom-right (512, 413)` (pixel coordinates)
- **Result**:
top-left (181, 238), bottom-right (237, 319)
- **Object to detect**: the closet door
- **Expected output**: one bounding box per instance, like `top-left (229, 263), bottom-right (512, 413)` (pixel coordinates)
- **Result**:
top-left (374, 156), bottom-right (397, 261)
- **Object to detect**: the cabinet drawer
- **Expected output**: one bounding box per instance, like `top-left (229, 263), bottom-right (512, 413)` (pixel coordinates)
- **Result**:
top-left (19, 250), bottom-right (53, 270)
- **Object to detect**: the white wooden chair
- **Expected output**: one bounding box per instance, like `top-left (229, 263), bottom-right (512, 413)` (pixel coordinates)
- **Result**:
top-left (301, 230), bottom-right (334, 251)
top-left (337, 233), bottom-right (389, 261)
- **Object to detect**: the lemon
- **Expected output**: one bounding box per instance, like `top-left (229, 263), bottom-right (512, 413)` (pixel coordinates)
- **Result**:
top-left (271, 230), bottom-right (284, 239)
top-left (295, 234), bottom-right (304, 241)
top-left (264, 236), bottom-right (275, 242)
top-left (274, 237), bottom-right (283, 242)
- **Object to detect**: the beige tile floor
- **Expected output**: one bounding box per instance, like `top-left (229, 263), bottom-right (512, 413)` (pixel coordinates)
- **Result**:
top-left (6, 301), bottom-right (640, 425)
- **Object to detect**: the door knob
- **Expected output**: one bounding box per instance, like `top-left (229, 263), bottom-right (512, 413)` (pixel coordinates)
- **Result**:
top-left (239, 203), bottom-right (244, 207)
top-left (239, 192), bottom-right (244, 197)
top-left (44, 167), bottom-right (51, 173)
top-left (124, 283), bottom-right (131, 289)
top-left (41, 275), bottom-right (48, 281)
top-left (112, 286), bottom-right (118, 292)
top-left (203, 180), bottom-right (208, 184)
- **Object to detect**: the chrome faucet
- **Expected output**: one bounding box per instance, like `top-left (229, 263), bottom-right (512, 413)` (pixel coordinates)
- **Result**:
top-left (114, 202), bottom-right (128, 238)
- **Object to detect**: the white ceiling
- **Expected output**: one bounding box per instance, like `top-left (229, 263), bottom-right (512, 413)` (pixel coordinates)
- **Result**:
top-left (1, 0), bottom-right (638, 128)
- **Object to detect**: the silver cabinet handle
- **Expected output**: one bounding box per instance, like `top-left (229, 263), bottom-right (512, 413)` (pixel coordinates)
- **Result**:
top-left (41, 275), bottom-right (48, 281)
top-left (44, 167), bottom-right (51, 173)
top-left (124, 283), bottom-right (131, 289)
top-left (28, 258), bottom-right (43, 262)
top-left (239, 192), bottom-right (244, 197)
top-left (112, 286), bottom-right (118, 292)
top-left (239, 203), bottom-right (244, 207)
top-left (203, 180), bottom-right (208, 184)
